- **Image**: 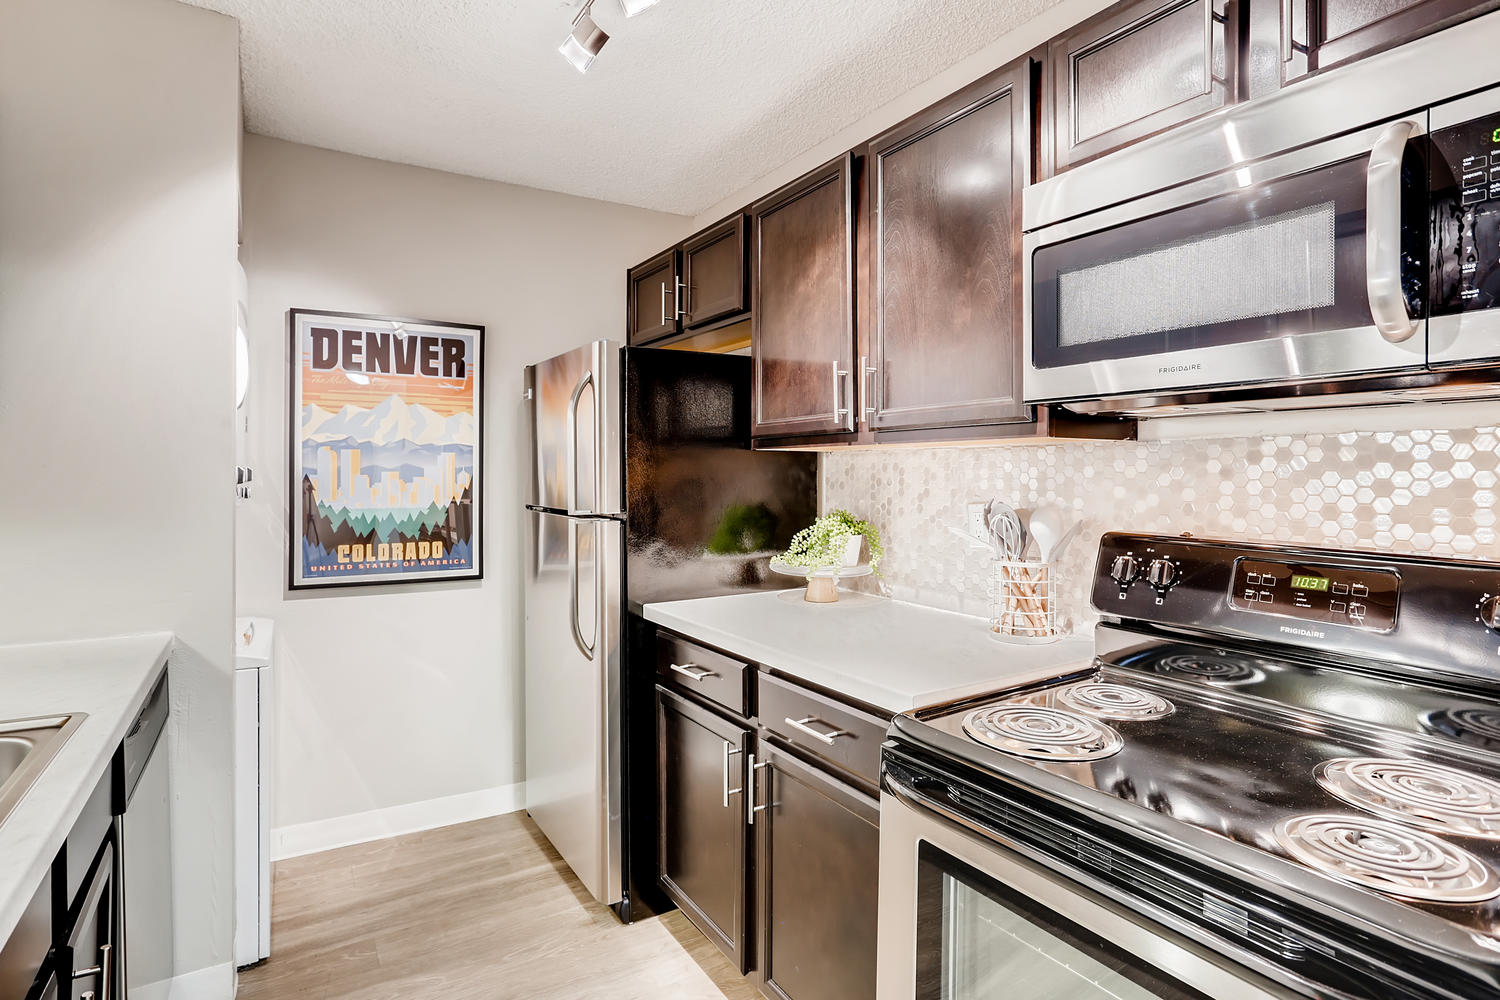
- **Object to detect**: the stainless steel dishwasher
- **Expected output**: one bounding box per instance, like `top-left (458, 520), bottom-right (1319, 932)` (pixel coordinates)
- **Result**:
top-left (115, 668), bottom-right (173, 999)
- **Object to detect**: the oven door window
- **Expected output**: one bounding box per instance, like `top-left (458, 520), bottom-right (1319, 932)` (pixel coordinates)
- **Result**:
top-left (917, 843), bottom-right (1210, 1000)
top-left (1030, 150), bottom-right (1425, 370)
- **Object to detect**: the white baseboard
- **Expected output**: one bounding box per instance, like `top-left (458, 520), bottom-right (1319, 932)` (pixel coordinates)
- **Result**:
top-left (158, 962), bottom-right (234, 1000)
top-left (270, 782), bottom-right (524, 861)
top-left (132, 977), bottom-right (172, 1000)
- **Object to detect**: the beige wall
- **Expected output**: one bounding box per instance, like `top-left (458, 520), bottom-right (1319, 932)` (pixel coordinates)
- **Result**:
top-left (235, 137), bottom-right (685, 854)
top-left (0, 0), bottom-right (241, 989)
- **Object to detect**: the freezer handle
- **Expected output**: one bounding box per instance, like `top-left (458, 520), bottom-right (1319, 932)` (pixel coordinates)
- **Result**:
top-left (566, 370), bottom-right (595, 515)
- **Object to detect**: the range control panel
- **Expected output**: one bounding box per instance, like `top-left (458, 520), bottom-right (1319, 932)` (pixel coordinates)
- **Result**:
top-left (1092, 533), bottom-right (1500, 685)
top-left (1228, 559), bottom-right (1399, 632)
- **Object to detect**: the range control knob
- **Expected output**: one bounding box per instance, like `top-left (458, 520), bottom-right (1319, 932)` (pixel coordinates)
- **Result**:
top-left (1481, 596), bottom-right (1500, 632)
top-left (1147, 558), bottom-right (1178, 589)
top-left (1109, 555), bottom-right (1140, 586)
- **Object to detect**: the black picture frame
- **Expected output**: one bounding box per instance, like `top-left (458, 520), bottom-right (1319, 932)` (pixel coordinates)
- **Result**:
top-left (287, 308), bottom-right (485, 590)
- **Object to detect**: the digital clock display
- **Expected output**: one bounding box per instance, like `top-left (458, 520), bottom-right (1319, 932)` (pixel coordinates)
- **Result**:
top-left (1290, 574), bottom-right (1330, 591)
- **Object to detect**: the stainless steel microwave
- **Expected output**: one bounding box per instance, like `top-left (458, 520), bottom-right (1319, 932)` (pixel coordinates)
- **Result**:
top-left (1023, 13), bottom-right (1500, 415)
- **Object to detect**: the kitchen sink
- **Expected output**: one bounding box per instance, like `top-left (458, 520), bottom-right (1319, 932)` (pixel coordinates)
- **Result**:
top-left (0, 715), bottom-right (86, 827)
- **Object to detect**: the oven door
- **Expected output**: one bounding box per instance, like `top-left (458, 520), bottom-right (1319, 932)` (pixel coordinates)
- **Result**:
top-left (1023, 115), bottom-right (1428, 410)
top-left (877, 770), bottom-right (1296, 1000)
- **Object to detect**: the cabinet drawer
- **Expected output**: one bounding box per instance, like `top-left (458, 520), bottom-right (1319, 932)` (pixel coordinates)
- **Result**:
top-left (757, 673), bottom-right (889, 787)
top-left (656, 631), bottom-right (750, 717)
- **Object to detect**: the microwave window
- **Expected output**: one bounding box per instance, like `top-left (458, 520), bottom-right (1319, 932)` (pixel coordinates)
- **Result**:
top-left (1055, 201), bottom-right (1337, 346)
top-left (1029, 149), bottom-right (1427, 372)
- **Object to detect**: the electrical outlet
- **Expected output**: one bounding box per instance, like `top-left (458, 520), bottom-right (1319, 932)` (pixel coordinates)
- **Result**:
top-left (966, 502), bottom-right (988, 540)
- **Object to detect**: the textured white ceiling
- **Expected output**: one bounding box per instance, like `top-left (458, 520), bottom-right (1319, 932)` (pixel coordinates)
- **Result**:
top-left (182, 0), bottom-right (1061, 215)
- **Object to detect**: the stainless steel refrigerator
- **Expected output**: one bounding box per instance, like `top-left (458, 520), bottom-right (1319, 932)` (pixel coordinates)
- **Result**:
top-left (523, 340), bottom-right (815, 919)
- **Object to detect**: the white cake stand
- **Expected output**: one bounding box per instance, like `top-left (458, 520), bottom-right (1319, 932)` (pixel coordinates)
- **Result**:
top-left (769, 560), bottom-right (874, 603)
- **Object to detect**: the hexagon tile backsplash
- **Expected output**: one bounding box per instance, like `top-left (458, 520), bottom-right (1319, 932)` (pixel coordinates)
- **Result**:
top-left (821, 427), bottom-right (1500, 631)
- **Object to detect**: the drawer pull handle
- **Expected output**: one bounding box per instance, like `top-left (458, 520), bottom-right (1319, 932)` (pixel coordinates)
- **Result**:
top-left (785, 716), bottom-right (846, 745)
top-left (670, 662), bottom-right (715, 681)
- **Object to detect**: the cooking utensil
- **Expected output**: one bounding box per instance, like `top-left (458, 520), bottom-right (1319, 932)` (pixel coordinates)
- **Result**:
top-left (985, 501), bottom-right (1025, 561)
top-left (1028, 505), bottom-right (1068, 563)
top-left (949, 525), bottom-right (1000, 558)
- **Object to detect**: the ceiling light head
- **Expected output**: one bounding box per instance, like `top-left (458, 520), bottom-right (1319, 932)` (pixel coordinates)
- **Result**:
top-left (559, 1), bottom-right (609, 73)
top-left (618, 0), bottom-right (659, 16)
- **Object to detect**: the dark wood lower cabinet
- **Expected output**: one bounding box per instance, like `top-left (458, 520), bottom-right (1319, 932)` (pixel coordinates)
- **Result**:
top-left (656, 685), bottom-right (752, 972)
top-left (653, 629), bottom-right (883, 998)
top-left (753, 742), bottom-right (880, 1000)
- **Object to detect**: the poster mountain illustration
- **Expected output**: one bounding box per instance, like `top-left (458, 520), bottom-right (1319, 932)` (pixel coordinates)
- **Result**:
top-left (302, 396), bottom-right (474, 447)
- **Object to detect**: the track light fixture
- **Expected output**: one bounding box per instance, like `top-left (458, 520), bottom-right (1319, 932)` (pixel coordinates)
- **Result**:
top-left (559, 0), bottom-right (660, 72)
top-left (559, 0), bottom-right (608, 73)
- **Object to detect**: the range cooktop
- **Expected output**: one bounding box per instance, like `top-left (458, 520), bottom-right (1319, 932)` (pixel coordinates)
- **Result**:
top-left (887, 533), bottom-right (1500, 1000)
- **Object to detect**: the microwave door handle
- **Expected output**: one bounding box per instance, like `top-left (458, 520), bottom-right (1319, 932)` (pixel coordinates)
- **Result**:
top-left (1365, 119), bottom-right (1421, 345)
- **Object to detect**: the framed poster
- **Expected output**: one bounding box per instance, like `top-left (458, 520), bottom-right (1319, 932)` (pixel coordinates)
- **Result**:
top-left (289, 309), bottom-right (483, 589)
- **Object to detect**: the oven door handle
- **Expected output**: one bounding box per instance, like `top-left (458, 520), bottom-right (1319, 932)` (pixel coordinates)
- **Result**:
top-left (1365, 119), bottom-right (1421, 345)
top-left (883, 768), bottom-right (986, 839)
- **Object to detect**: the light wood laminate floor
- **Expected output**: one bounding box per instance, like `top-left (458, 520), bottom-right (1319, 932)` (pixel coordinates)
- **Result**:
top-left (237, 812), bottom-right (760, 1000)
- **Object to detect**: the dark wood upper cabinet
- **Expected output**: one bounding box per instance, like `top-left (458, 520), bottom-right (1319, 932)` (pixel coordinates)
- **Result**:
top-left (866, 59), bottom-right (1033, 432)
top-left (1257, 0), bottom-right (1499, 92)
top-left (627, 249), bottom-right (681, 345)
top-left (753, 741), bottom-right (880, 1000)
top-left (682, 214), bottom-right (748, 329)
top-left (656, 685), bottom-right (751, 973)
top-left (751, 154), bottom-right (859, 438)
top-left (1046, 0), bottom-right (1238, 173)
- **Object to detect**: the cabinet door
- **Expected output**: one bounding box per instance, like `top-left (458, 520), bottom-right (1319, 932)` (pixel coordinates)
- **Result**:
top-left (1271, 0), bottom-right (1499, 85)
top-left (1047, 0), bottom-right (1236, 173)
top-left (682, 215), bottom-right (748, 329)
top-left (61, 839), bottom-right (115, 1000)
top-left (754, 742), bottom-right (879, 1000)
top-left (656, 686), bottom-right (751, 972)
top-left (628, 249), bottom-right (681, 345)
top-left (867, 61), bottom-right (1032, 432)
top-left (751, 154), bottom-right (858, 438)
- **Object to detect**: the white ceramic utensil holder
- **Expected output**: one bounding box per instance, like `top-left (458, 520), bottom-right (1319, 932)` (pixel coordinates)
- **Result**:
top-left (989, 560), bottom-right (1060, 641)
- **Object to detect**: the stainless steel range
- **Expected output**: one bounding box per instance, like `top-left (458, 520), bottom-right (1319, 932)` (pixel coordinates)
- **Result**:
top-left (878, 532), bottom-right (1500, 1000)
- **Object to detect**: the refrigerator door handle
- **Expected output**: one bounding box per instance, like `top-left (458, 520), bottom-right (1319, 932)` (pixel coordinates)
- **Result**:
top-left (565, 370), bottom-right (595, 515)
top-left (569, 520), bottom-right (597, 660)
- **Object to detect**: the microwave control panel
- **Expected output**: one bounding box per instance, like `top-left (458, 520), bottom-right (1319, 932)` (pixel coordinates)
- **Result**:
top-left (1430, 110), bottom-right (1500, 314)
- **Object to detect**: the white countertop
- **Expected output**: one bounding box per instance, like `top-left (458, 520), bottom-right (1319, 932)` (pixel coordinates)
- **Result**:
top-left (643, 590), bottom-right (1095, 714)
top-left (0, 633), bottom-right (172, 944)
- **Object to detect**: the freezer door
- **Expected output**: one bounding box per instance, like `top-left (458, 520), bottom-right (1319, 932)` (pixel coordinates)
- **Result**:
top-left (526, 341), bottom-right (623, 515)
top-left (524, 510), bottom-right (624, 907)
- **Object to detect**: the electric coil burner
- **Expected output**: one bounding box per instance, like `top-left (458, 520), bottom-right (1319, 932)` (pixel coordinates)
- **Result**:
top-left (883, 531), bottom-right (1500, 1000)
top-left (1274, 814), bottom-right (1500, 903)
top-left (1057, 681), bottom-right (1175, 721)
top-left (1145, 651), bottom-right (1265, 685)
top-left (961, 705), bottom-right (1123, 761)
top-left (1316, 758), bottom-right (1500, 840)
top-left (1423, 707), bottom-right (1500, 751)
